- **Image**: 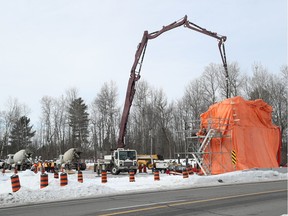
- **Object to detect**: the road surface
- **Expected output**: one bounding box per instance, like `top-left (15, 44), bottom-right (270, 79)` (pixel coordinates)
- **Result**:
top-left (0, 180), bottom-right (287, 216)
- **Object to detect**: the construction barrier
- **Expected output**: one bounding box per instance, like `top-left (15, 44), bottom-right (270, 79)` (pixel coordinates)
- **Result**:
top-left (78, 171), bottom-right (83, 183)
top-left (60, 172), bottom-right (68, 186)
top-left (40, 173), bottom-right (48, 189)
top-left (101, 171), bottom-right (107, 183)
top-left (183, 169), bottom-right (189, 178)
top-left (54, 171), bottom-right (59, 179)
top-left (187, 167), bottom-right (193, 175)
top-left (11, 175), bottom-right (21, 192)
top-left (154, 170), bottom-right (160, 181)
top-left (129, 170), bottom-right (135, 182)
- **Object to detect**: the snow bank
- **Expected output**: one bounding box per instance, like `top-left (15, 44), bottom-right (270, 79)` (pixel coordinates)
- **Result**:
top-left (0, 168), bottom-right (287, 207)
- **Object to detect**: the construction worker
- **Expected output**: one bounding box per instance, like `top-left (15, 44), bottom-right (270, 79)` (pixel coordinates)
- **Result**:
top-left (44, 161), bottom-right (48, 172)
top-left (50, 161), bottom-right (55, 173)
top-left (37, 161), bottom-right (42, 172)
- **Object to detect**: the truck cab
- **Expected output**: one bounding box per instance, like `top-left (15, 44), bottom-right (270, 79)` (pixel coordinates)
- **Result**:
top-left (95, 148), bottom-right (138, 175)
top-left (4, 154), bottom-right (14, 170)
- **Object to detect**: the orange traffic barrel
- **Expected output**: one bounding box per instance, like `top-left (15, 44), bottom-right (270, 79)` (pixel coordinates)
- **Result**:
top-left (78, 171), bottom-right (83, 183)
top-left (154, 170), bottom-right (160, 181)
top-left (101, 171), bottom-right (107, 183)
top-left (129, 170), bottom-right (135, 182)
top-left (54, 171), bottom-right (59, 179)
top-left (60, 172), bottom-right (68, 186)
top-left (40, 173), bottom-right (48, 189)
top-left (183, 169), bottom-right (189, 179)
top-left (11, 175), bottom-right (21, 192)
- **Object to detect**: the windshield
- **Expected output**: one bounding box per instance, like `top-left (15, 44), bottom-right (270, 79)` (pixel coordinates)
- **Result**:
top-left (118, 151), bottom-right (136, 160)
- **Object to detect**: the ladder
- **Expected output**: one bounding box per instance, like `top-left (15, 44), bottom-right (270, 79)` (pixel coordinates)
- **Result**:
top-left (191, 129), bottom-right (216, 175)
top-left (198, 129), bottom-right (216, 153)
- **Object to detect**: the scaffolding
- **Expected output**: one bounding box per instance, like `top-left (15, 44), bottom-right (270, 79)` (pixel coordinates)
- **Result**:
top-left (176, 118), bottom-right (233, 175)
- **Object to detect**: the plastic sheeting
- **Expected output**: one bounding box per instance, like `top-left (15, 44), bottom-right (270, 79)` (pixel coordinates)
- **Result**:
top-left (200, 96), bottom-right (280, 174)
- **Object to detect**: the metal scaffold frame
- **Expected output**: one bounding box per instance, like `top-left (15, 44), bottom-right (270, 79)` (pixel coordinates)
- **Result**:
top-left (176, 118), bottom-right (233, 175)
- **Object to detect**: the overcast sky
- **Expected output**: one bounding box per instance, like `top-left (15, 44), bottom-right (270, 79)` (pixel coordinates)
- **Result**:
top-left (0, 0), bottom-right (287, 124)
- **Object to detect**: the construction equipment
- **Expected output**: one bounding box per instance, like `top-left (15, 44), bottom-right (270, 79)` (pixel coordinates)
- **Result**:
top-left (55, 148), bottom-right (86, 170)
top-left (137, 154), bottom-right (169, 172)
top-left (137, 154), bottom-right (164, 168)
top-left (95, 148), bottom-right (138, 175)
top-left (4, 149), bottom-right (33, 171)
top-left (117, 15), bottom-right (228, 149)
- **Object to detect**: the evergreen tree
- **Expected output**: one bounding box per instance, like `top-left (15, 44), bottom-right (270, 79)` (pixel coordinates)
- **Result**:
top-left (9, 116), bottom-right (36, 151)
top-left (68, 97), bottom-right (89, 149)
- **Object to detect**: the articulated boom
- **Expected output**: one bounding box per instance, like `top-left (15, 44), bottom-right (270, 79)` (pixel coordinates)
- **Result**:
top-left (117, 15), bottom-right (228, 148)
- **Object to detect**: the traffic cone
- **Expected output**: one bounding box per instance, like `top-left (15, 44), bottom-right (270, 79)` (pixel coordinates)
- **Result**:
top-left (78, 170), bottom-right (83, 183)
top-left (154, 170), bottom-right (160, 181)
top-left (40, 173), bottom-right (48, 189)
top-left (129, 170), bottom-right (135, 182)
top-left (101, 171), bottom-right (107, 183)
top-left (183, 168), bottom-right (189, 178)
top-left (11, 174), bottom-right (21, 192)
top-left (54, 171), bottom-right (59, 179)
top-left (60, 172), bottom-right (68, 186)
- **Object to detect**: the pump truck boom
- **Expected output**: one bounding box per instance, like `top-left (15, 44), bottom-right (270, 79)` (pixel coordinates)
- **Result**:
top-left (117, 15), bottom-right (228, 149)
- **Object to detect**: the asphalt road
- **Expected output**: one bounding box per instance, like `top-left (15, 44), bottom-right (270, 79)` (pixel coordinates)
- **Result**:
top-left (0, 180), bottom-right (287, 216)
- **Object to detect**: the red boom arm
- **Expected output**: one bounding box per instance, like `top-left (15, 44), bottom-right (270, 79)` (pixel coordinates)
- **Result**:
top-left (117, 15), bottom-right (228, 148)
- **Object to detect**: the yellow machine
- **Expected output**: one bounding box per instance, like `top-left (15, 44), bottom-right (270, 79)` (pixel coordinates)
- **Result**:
top-left (137, 154), bottom-right (164, 169)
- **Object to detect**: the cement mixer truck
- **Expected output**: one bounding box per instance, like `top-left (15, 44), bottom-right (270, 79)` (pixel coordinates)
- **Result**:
top-left (4, 149), bottom-right (33, 171)
top-left (55, 148), bottom-right (86, 170)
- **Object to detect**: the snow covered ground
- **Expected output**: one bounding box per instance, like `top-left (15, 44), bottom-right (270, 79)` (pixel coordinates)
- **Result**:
top-left (0, 167), bottom-right (287, 208)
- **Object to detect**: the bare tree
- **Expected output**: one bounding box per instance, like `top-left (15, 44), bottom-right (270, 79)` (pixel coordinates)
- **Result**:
top-left (151, 88), bottom-right (174, 158)
top-left (0, 98), bottom-right (29, 157)
top-left (248, 63), bottom-right (272, 103)
top-left (183, 78), bottom-right (207, 119)
top-left (217, 62), bottom-right (245, 99)
top-left (90, 81), bottom-right (120, 156)
top-left (130, 80), bottom-right (151, 153)
top-left (52, 95), bottom-right (69, 155)
top-left (272, 65), bottom-right (288, 165)
top-left (201, 63), bottom-right (219, 104)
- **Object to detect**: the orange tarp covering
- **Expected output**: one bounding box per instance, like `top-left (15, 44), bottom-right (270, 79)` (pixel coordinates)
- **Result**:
top-left (200, 96), bottom-right (280, 174)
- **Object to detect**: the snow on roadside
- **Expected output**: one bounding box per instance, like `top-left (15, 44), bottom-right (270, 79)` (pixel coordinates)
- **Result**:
top-left (0, 168), bottom-right (287, 208)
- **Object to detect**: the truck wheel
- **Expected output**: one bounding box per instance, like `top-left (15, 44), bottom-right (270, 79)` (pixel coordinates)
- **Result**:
top-left (111, 167), bottom-right (120, 175)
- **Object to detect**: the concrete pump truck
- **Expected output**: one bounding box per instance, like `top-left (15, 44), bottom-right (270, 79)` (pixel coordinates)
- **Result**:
top-left (95, 15), bottom-right (228, 175)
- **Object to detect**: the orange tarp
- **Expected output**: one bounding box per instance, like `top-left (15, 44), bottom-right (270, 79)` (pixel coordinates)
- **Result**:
top-left (200, 96), bottom-right (280, 174)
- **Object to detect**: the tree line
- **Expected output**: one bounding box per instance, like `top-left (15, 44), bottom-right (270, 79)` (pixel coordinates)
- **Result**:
top-left (0, 62), bottom-right (287, 165)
